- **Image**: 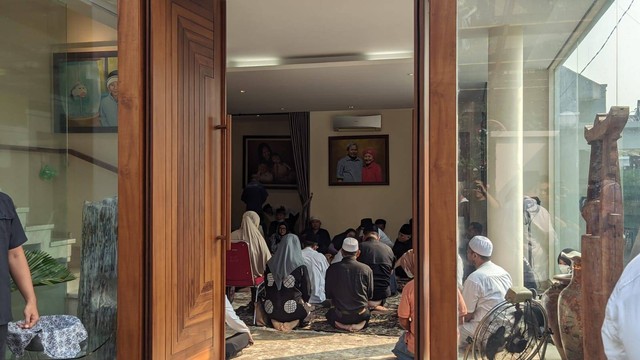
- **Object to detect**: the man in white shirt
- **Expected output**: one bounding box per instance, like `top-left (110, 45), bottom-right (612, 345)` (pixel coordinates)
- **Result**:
top-left (225, 295), bottom-right (253, 359)
top-left (301, 236), bottom-right (330, 306)
top-left (601, 254), bottom-right (640, 359)
top-left (459, 236), bottom-right (512, 347)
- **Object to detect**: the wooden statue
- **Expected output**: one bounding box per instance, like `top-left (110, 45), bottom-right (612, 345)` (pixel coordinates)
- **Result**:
top-left (581, 106), bottom-right (628, 360)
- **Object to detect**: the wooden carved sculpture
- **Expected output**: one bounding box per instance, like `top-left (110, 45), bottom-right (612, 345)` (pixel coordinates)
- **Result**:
top-left (581, 106), bottom-right (628, 360)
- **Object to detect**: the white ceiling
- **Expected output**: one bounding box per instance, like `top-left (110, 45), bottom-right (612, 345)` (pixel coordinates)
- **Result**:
top-left (226, 0), bottom-right (607, 114)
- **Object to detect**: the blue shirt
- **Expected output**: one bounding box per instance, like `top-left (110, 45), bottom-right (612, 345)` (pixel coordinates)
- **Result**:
top-left (99, 95), bottom-right (118, 127)
top-left (336, 156), bottom-right (363, 182)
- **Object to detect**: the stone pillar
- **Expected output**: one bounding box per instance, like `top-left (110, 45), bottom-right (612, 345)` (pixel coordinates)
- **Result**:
top-left (486, 26), bottom-right (524, 286)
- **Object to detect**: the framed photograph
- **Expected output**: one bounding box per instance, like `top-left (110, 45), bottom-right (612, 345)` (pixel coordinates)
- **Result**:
top-left (328, 134), bottom-right (389, 186)
top-left (53, 51), bottom-right (118, 133)
top-left (243, 136), bottom-right (297, 189)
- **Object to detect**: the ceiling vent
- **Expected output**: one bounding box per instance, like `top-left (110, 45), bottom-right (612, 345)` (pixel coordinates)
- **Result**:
top-left (332, 115), bottom-right (382, 132)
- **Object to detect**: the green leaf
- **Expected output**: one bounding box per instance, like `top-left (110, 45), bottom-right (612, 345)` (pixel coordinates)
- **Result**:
top-left (10, 250), bottom-right (76, 292)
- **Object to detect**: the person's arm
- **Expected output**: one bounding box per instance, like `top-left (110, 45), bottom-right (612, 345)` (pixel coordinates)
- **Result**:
top-left (225, 296), bottom-right (254, 344)
top-left (8, 246), bottom-right (39, 329)
top-left (460, 279), bottom-right (480, 323)
top-left (397, 281), bottom-right (413, 331)
top-left (336, 159), bottom-right (345, 182)
top-left (601, 291), bottom-right (625, 359)
top-left (366, 270), bottom-right (374, 300)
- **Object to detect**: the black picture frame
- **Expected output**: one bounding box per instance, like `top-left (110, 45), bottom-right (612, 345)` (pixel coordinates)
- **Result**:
top-left (53, 51), bottom-right (118, 133)
top-left (328, 134), bottom-right (389, 186)
top-left (243, 136), bottom-right (297, 189)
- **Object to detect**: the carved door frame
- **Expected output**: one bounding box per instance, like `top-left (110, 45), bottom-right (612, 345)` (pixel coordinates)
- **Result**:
top-left (117, 0), bottom-right (459, 358)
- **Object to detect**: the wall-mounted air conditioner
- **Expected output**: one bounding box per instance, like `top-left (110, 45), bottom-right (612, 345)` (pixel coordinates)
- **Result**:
top-left (332, 115), bottom-right (382, 132)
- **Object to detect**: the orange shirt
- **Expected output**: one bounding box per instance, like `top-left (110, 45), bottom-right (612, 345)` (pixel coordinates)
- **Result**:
top-left (398, 279), bottom-right (415, 353)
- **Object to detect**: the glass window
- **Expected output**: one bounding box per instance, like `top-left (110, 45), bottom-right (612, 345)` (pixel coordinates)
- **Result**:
top-left (1, 1), bottom-right (117, 358)
top-left (457, 0), bottom-right (639, 357)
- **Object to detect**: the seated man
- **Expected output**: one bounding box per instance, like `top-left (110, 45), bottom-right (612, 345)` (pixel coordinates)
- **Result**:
top-left (392, 253), bottom-right (416, 360)
top-left (325, 237), bottom-right (374, 331)
top-left (358, 231), bottom-right (394, 311)
top-left (301, 237), bottom-right (330, 306)
top-left (303, 217), bottom-right (332, 254)
top-left (225, 295), bottom-right (253, 359)
top-left (459, 236), bottom-right (512, 348)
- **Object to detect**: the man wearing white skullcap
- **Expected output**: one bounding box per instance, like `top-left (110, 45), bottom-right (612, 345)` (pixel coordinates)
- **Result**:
top-left (459, 236), bottom-right (512, 347)
top-left (325, 238), bottom-right (374, 331)
top-left (99, 70), bottom-right (118, 127)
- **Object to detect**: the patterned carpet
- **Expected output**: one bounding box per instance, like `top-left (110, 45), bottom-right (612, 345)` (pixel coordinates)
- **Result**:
top-left (231, 289), bottom-right (403, 337)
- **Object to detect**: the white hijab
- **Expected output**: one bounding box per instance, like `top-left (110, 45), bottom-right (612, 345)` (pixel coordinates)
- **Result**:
top-left (231, 211), bottom-right (271, 277)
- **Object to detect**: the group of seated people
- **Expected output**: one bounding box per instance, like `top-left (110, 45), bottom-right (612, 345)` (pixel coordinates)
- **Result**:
top-left (230, 210), bottom-right (416, 329)
top-left (229, 209), bottom-right (525, 359)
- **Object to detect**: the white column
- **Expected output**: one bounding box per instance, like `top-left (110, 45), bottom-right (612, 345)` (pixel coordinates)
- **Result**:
top-left (486, 26), bottom-right (524, 286)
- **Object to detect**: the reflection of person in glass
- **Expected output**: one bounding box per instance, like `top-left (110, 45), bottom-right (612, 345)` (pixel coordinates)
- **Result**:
top-left (336, 143), bottom-right (362, 182)
top-left (361, 148), bottom-right (382, 183)
top-left (99, 70), bottom-right (118, 127)
top-left (68, 82), bottom-right (96, 120)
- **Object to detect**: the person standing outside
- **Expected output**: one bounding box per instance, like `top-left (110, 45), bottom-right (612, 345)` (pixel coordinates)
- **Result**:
top-left (1, 192), bottom-right (39, 355)
top-left (601, 253), bottom-right (640, 358)
top-left (99, 70), bottom-right (118, 127)
top-left (336, 143), bottom-right (363, 183)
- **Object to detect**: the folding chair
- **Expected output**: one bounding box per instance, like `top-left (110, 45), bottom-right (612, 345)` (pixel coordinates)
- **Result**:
top-left (226, 241), bottom-right (265, 324)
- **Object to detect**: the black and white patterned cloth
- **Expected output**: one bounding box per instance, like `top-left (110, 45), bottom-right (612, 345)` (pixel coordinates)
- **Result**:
top-left (7, 315), bottom-right (88, 358)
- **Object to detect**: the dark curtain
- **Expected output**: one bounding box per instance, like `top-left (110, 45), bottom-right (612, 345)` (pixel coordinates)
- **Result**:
top-left (289, 112), bottom-right (312, 233)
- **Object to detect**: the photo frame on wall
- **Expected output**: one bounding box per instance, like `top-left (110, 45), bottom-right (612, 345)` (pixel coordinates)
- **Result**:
top-left (53, 51), bottom-right (118, 133)
top-left (243, 136), bottom-right (297, 189)
top-left (328, 134), bottom-right (389, 186)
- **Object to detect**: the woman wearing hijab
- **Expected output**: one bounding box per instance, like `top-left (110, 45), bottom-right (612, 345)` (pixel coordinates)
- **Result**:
top-left (268, 222), bottom-right (290, 254)
top-left (361, 148), bottom-right (383, 183)
top-left (231, 211), bottom-right (271, 278)
top-left (262, 234), bottom-right (312, 330)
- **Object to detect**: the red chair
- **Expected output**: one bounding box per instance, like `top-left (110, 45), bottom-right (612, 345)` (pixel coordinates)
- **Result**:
top-left (226, 241), bottom-right (265, 324)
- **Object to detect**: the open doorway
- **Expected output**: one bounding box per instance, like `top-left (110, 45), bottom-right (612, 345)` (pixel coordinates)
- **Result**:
top-left (225, 0), bottom-right (415, 358)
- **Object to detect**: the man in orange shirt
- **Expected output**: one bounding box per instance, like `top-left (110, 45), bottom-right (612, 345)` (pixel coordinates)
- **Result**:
top-left (393, 278), bottom-right (415, 359)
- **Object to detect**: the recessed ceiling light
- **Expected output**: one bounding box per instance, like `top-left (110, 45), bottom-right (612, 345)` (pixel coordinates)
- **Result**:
top-left (240, 90), bottom-right (245, 93)
top-left (407, 73), bottom-right (414, 76)
top-left (348, 106), bottom-right (354, 109)
top-left (230, 58), bottom-right (281, 68)
top-left (365, 51), bottom-right (413, 61)
top-left (280, 107), bottom-right (285, 111)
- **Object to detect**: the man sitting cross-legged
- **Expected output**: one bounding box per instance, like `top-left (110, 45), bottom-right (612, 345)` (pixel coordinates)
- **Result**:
top-left (358, 231), bottom-right (395, 311)
top-left (325, 237), bottom-right (374, 331)
top-left (459, 236), bottom-right (512, 348)
top-left (301, 235), bottom-right (330, 307)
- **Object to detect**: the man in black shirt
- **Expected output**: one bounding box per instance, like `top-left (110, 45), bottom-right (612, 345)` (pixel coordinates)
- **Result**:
top-left (325, 238), bottom-right (373, 331)
top-left (359, 231), bottom-right (395, 311)
top-left (303, 217), bottom-right (332, 254)
top-left (1, 192), bottom-right (39, 355)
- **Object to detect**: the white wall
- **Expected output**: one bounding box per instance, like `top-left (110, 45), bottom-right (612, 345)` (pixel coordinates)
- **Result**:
top-left (309, 109), bottom-right (413, 239)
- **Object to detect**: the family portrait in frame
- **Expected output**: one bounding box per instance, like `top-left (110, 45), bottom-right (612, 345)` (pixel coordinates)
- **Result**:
top-left (328, 134), bottom-right (389, 186)
top-left (243, 136), bottom-right (297, 189)
top-left (53, 51), bottom-right (118, 133)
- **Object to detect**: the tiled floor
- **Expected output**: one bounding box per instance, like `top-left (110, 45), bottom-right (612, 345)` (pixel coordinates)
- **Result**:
top-left (232, 325), bottom-right (564, 359)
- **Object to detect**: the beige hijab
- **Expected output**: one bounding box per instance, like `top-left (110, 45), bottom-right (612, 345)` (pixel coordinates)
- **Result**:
top-left (231, 211), bottom-right (271, 278)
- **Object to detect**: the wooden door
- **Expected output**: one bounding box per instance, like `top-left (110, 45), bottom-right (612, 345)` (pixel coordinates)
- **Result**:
top-left (148, 0), bottom-right (227, 358)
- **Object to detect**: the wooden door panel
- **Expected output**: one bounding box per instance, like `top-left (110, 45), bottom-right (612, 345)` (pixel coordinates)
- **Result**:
top-left (150, 0), bottom-right (225, 358)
